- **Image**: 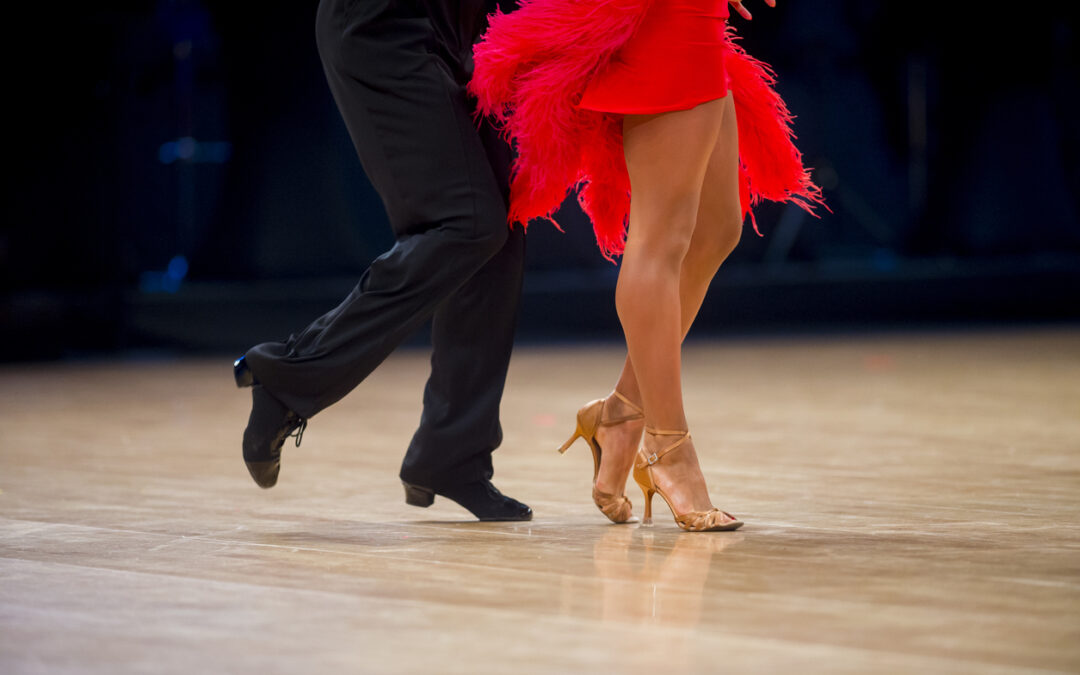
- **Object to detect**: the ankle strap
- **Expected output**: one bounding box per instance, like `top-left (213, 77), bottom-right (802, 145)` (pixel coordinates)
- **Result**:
top-left (612, 391), bottom-right (643, 414)
top-left (638, 427), bottom-right (691, 467)
top-left (644, 426), bottom-right (687, 436)
top-left (600, 391), bottom-right (644, 426)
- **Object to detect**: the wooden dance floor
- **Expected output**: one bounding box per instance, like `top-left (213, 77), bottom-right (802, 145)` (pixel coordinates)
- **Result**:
top-left (2, 327), bottom-right (1078, 673)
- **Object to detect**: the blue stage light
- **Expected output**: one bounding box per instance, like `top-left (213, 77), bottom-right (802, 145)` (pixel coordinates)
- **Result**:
top-left (158, 138), bottom-right (232, 165)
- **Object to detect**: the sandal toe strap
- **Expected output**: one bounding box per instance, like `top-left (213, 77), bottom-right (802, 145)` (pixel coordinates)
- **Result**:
top-left (675, 509), bottom-right (741, 531)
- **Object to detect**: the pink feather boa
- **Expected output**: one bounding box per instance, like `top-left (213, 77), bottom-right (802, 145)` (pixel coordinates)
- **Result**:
top-left (470, 0), bottom-right (824, 261)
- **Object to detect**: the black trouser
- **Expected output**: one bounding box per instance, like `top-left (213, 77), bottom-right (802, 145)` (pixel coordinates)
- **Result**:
top-left (244, 0), bottom-right (524, 491)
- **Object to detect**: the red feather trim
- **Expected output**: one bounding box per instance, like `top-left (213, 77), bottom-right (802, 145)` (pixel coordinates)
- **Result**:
top-left (470, 0), bottom-right (824, 261)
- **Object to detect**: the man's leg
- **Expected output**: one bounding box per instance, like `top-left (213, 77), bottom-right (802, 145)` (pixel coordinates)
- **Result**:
top-left (244, 0), bottom-right (509, 420)
top-left (237, 0), bottom-right (531, 520)
top-left (398, 104), bottom-right (527, 492)
top-left (400, 226), bottom-right (525, 491)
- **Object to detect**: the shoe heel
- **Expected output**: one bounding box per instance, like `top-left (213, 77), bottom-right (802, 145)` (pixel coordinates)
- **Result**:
top-left (559, 400), bottom-right (606, 455)
top-left (402, 481), bottom-right (435, 508)
top-left (640, 485), bottom-right (654, 525)
top-left (557, 426), bottom-right (583, 454)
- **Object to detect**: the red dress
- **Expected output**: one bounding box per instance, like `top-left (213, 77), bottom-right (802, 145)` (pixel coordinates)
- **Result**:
top-left (580, 0), bottom-right (732, 114)
top-left (470, 0), bottom-right (823, 261)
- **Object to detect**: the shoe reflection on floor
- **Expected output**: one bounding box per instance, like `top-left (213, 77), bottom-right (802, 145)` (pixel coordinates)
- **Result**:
top-left (558, 525), bottom-right (744, 633)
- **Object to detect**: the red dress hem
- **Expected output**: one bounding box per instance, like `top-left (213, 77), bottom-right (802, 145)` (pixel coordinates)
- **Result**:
top-left (577, 88), bottom-right (731, 116)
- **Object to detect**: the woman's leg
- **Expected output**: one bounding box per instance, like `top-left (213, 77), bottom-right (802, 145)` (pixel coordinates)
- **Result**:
top-left (617, 94), bottom-right (743, 401)
top-left (610, 96), bottom-right (727, 513)
top-left (596, 95), bottom-right (742, 509)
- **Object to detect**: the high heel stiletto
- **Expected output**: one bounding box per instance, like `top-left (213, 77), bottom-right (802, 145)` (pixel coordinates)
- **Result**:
top-left (633, 428), bottom-right (743, 532)
top-left (558, 391), bottom-right (644, 523)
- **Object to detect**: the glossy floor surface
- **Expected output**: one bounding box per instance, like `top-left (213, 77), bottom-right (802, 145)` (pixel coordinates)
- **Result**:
top-left (2, 328), bottom-right (1079, 674)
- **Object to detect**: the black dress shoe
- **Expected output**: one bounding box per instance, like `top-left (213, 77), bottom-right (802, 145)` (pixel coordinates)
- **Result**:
top-left (242, 385), bottom-right (306, 488)
top-left (402, 479), bottom-right (532, 522)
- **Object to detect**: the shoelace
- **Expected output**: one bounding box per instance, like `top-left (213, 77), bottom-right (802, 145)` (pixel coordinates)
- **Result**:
top-left (288, 418), bottom-right (307, 447)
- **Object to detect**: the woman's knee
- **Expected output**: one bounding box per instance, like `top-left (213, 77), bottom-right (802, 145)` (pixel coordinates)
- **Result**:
top-left (694, 207), bottom-right (743, 264)
top-left (614, 265), bottom-right (653, 322)
top-left (712, 211), bottom-right (743, 259)
top-left (630, 194), bottom-right (700, 267)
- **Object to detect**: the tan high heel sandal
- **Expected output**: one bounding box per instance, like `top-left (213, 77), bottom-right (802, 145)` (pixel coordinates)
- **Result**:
top-left (557, 391), bottom-right (644, 523)
top-left (632, 428), bottom-right (743, 532)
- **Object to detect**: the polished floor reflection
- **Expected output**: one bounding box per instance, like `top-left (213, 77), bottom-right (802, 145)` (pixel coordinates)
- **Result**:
top-left (1, 327), bottom-right (1079, 673)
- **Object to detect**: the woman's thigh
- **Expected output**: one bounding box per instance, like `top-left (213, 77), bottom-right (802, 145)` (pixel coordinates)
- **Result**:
top-left (690, 94), bottom-right (742, 255)
top-left (622, 97), bottom-right (728, 251)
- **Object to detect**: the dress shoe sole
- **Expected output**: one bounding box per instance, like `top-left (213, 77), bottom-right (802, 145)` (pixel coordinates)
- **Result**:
top-left (476, 512), bottom-right (533, 522)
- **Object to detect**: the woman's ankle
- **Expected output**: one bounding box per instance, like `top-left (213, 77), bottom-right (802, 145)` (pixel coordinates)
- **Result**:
top-left (603, 391), bottom-right (643, 422)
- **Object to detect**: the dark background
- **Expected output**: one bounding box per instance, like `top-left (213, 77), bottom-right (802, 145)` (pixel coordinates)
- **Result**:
top-left (2, 1), bottom-right (1078, 360)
